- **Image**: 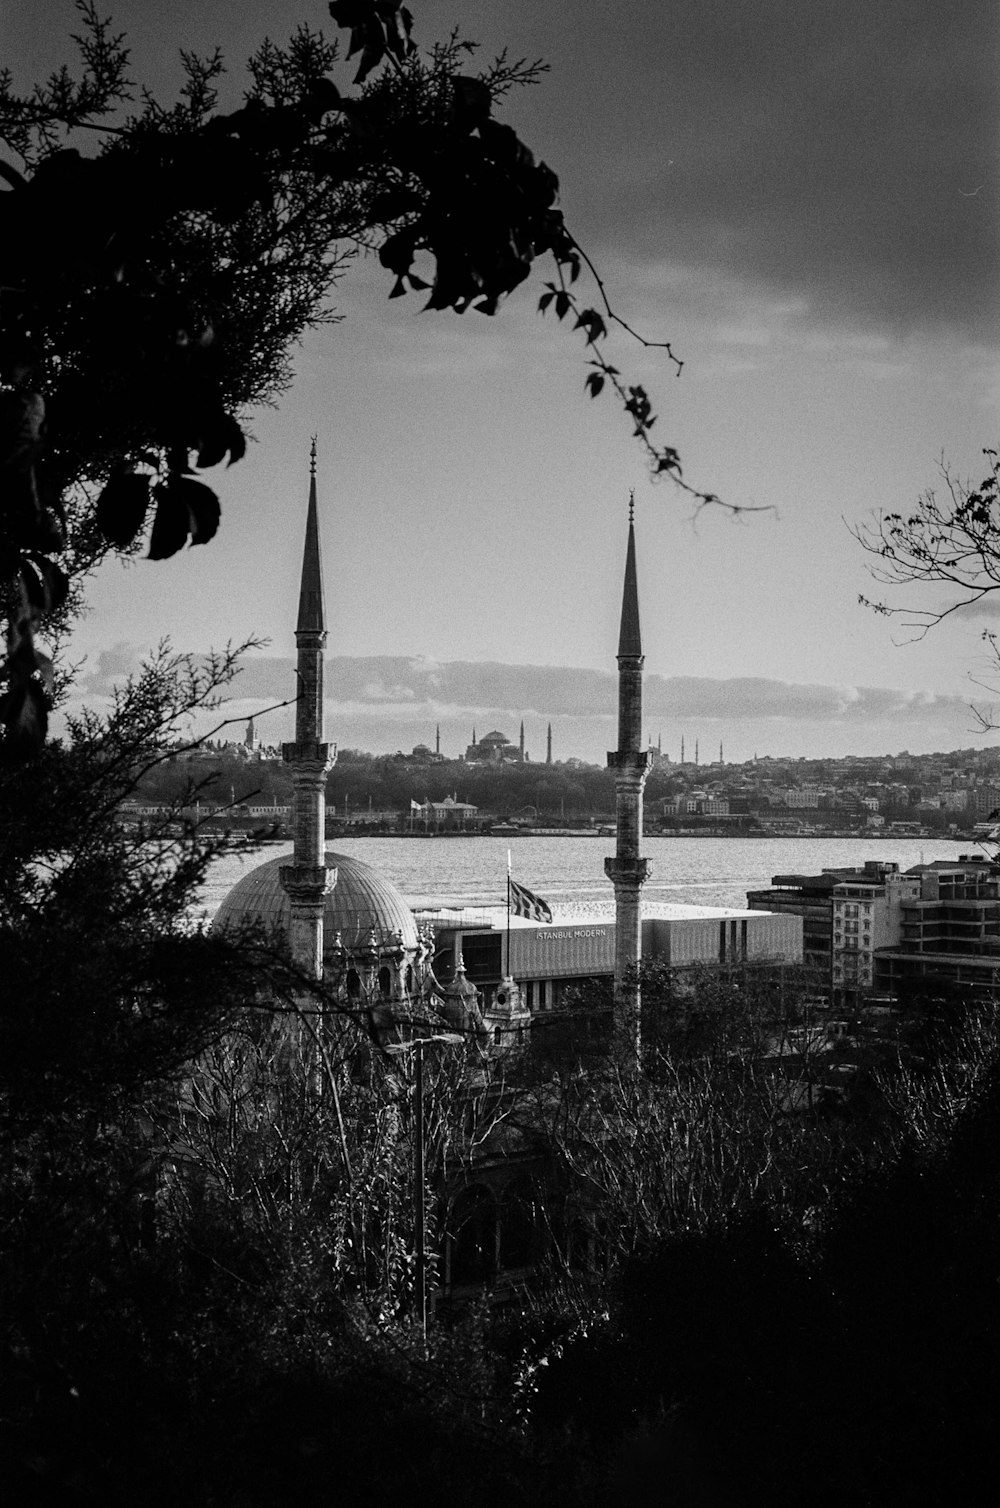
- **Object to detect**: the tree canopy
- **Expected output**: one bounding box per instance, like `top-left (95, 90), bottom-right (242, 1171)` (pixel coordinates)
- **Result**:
top-left (0, 0), bottom-right (735, 756)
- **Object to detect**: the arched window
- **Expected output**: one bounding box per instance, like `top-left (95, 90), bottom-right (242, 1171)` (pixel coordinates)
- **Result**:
top-left (405, 965), bottom-right (415, 995)
top-left (346, 969), bottom-right (362, 1000)
top-left (378, 965), bottom-right (392, 999)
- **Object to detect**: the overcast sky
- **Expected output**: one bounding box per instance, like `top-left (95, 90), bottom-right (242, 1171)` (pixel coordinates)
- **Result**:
top-left (7, 1), bottom-right (999, 760)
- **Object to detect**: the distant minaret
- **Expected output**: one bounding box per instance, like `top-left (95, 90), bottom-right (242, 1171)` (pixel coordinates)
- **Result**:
top-left (245, 714), bottom-right (257, 752)
top-left (281, 438), bottom-right (336, 980)
top-left (681, 735), bottom-right (685, 764)
top-left (519, 720), bottom-right (525, 761)
top-left (605, 495), bottom-right (651, 1059)
top-left (435, 723), bottom-right (440, 756)
top-left (472, 726), bottom-right (477, 747)
top-left (546, 722), bottom-right (552, 765)
top-left (695, 738), bottom-right (699, 766)
top-left (719, 740), bottom-right (724, 765)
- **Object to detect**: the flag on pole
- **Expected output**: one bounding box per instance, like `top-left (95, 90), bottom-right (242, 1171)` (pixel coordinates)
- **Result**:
top-left (509, 877), bottom-right (553, 923)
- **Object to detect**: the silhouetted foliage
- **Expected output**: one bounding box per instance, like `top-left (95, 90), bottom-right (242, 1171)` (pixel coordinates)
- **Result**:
top-left (0, 1), bottom-right (731, 754)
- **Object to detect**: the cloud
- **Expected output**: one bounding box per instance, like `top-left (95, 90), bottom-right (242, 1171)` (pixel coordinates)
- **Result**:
top-left (217, 655), bottom-right (978, 731)
top-left (580, 0), bottom-right (998, 342)
top-left (75, 640), bottom-right (144, 697)
top-left (60, 651), bottom-right (987, 762)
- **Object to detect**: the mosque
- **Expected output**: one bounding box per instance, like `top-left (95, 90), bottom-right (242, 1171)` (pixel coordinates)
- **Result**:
top-left (214, 453), bottom-right (800, 1052)
top-left (210, 452), bottom-right (799, 1290)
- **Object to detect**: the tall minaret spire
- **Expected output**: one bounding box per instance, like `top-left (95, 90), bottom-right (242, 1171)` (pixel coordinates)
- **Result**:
top-left (519, 720), bottom-right (525, 761)
top-left (605, 493), bottom-right (651, 1061)
top-left (281, 440), bottom-right (336, 979)
top-left (546, 722), bottom-right (552, 765)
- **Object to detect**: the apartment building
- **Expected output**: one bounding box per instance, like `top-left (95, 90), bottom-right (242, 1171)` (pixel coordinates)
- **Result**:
top-left (874, 857), bottom-right (1000, 999)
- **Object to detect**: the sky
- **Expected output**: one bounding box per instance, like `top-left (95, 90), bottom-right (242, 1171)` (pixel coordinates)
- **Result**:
top-left (5, 1), bottom-right (999, 762)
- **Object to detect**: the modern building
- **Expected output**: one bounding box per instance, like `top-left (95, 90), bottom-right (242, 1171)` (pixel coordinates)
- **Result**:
top-left (874, 856), bottom-right (1000, 998)
top-left (424, 905), bottom-right (802, 1017)
top-left (747, 860), bottom-right (918, 998)
top-left (830, 864), bottom-right (919, 1001)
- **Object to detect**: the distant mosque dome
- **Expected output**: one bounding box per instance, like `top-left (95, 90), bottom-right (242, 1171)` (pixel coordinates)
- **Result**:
top-left (214, 850), bottom-right (418, 955)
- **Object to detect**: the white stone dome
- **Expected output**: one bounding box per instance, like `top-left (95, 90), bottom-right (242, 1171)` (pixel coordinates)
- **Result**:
top-left (213, 850), bottom-right (418, 955)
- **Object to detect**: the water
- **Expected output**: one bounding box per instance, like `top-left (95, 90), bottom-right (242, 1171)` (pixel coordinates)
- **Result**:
top-left (197, 834), bottom-right (974, 923)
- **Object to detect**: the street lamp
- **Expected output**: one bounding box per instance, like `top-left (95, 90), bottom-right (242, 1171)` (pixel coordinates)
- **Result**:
top-left (386, 1032), bottom-right (463, 1338)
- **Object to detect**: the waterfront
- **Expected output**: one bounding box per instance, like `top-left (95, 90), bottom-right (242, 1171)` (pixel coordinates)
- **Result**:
top-left (197, 833), bottom-right (977, 922)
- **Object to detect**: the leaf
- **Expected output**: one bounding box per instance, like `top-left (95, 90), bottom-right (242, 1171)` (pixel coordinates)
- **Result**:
top-left (196, 413), bottom-right (245, 469)
top-left (302, 76), bottom-right (343, 123)
top-left (574, 309), bottom-right (607, 343)
top-left (0, 389), bottom-right (46, 468)
top-left (147, 475), bottom-right (220, 556)
top-left (184, 479), bottom-right (221, 546)
top-left (21, 555), bottom-right (69, 615)
top-left (0, 680), bottom-right (47, 755)
top-left (96, 470), bottom-right (151, 548)
top-left (585, 373), bottom-right (605, 399)
top-left (147, 482), bottom-right (191, 560)
top-left (379, 227), bottom-right (417, 278)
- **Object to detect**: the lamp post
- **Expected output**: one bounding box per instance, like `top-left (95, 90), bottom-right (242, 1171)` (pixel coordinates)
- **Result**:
top-left (387, 1032), bottom-right (463, 1339)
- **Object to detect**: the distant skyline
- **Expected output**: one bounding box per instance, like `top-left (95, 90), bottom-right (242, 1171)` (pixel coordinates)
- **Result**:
top-left (71, 648), bottom-right (1000, 766)
top-left (7, 2), bottom-right (999, 757)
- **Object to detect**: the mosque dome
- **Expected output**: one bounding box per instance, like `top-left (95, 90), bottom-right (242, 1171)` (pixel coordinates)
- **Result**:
top-left (213, 850), bottom-right (419, 954)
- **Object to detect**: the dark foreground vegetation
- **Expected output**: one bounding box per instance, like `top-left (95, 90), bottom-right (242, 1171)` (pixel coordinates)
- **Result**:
top-left (4, 811), bottom-right (1000, 1508)
top-left (4, 4), bottom-right (1000, 1503)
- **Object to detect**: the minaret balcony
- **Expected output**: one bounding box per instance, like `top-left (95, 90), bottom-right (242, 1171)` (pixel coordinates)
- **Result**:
top-left (607, 749), bottom-right (653, 773)
top-left (605, 855), bottom-right (650, 886)
top-left (282, 740), bottom-right (335, 771)
top-left (280, 863), bottom-right (336, 904)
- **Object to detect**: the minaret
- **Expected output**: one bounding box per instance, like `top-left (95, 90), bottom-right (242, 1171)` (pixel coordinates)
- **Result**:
top-left (681, 735), bottom-right (685, 764)
top-left (281, 439), bottom-right (336, 980)
top-left (695, 738), bottom-right (699, 767)
top-left (605, 495), bottom-right (651, 1058)
top-left (245, 714), bottom-right (257, 752)
top-left (546, 722), bottom-right (552, 765)
top-left (519, 720), bottom-right (525, 762)
top-left (435, 723), bottom-right (440, 756)
top-left (719, 740), bottom-right (724, 765)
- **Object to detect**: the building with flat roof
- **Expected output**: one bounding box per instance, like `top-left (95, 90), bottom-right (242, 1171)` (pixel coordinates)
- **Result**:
top-left (874, 856), bottom-right (1000, 998)
top-left (747, 861), bottom-right (918, 1000)
top-left (420, 904), bottom-right (802, 1016)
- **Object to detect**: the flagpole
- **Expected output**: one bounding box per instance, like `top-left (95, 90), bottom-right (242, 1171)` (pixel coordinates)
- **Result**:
top-left (506, 848), bottom-right (512, 978)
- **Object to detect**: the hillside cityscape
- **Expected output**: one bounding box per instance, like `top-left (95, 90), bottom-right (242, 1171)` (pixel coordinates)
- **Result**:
top-left (124, 720), bottom-right (1000, 840)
